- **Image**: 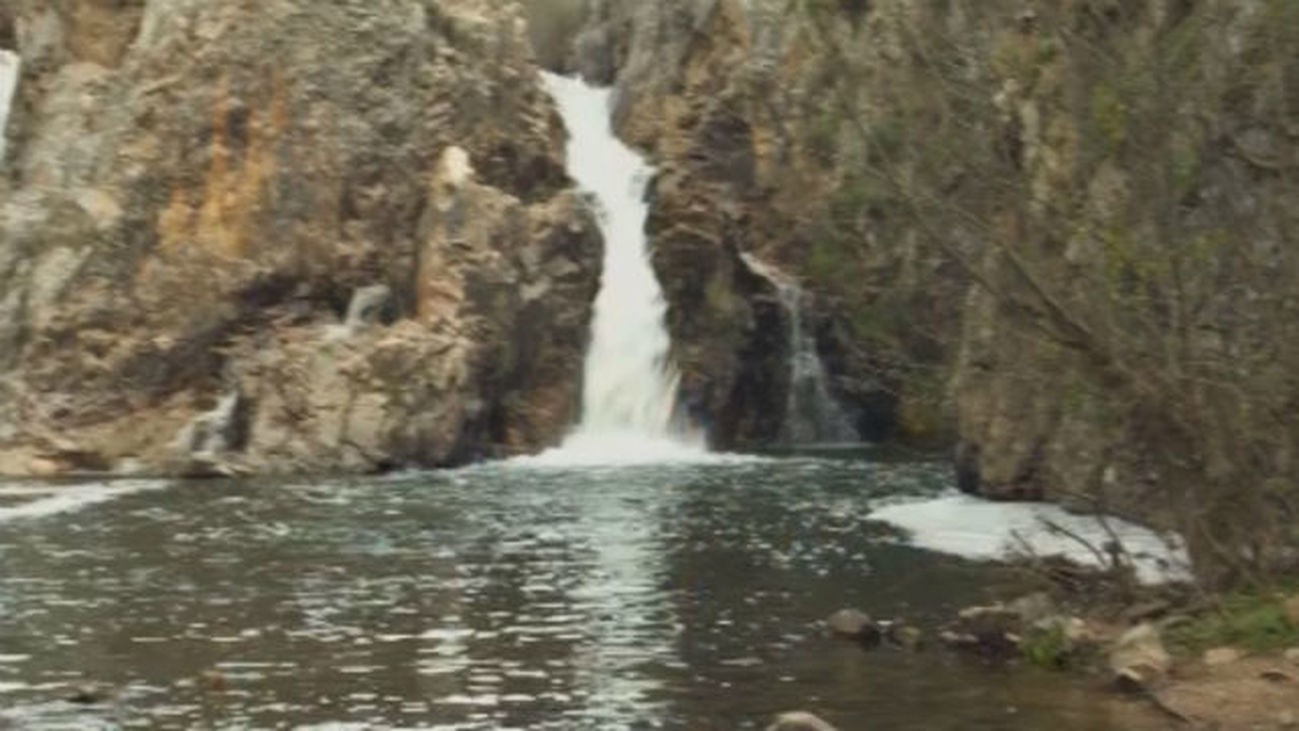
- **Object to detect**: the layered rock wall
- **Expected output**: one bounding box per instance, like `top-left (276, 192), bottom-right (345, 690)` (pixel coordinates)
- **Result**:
top-left (0, 0), bottom-right (601, 476)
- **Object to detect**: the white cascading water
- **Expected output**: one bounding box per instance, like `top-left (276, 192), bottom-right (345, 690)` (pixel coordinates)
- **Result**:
top-left (532, 73), bottom-right (704, 465)
top-left (741, 253), bottom-right (859, 445)
top-left (0, 50), bottom-right (20, 161)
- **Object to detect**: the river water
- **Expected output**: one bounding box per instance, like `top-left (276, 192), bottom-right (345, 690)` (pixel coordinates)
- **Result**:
top-left (0, 454), bottom-right (1170, 730)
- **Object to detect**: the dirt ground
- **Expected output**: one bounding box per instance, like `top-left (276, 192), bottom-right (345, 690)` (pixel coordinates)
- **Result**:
top-left (1150, 656), bottom-right (1299, 730)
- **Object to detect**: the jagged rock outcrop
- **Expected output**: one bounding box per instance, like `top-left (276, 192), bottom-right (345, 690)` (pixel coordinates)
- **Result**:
top-left (0, 0), bottom-right (601, 476)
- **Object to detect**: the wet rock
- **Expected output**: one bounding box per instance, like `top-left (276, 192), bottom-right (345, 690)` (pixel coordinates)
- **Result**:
top-left (766, 711), bottom-right (839, 731)
top-left (1007, 593), bottom-right (1057, 626)
top-left (1109, 623), bottom-right (1171, 691)
top-left (826, 609), bottom-right (881, 645)
top-left (1203, 647), bottom-right (1242, 667)
top-left (885, 623), bottom-right (924, 652)
top-left (954, 604), bottom-right (1022, 634)
top-left (66, 684), bottom-right (112, 705)
top-left (939, 628), bottom-right (1020, 658)
top-left (942, 601), bottom-right (1033, 657)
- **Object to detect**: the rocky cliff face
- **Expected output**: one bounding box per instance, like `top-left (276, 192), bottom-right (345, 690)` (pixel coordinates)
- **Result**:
top-left (0, 0), bottom-right (601, 477)
top-left (535, 0), bottom-right (1299, 560)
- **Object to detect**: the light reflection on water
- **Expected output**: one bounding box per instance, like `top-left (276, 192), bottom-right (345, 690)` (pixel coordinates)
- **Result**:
top-left (0, 457), bottom-right (1168, 729)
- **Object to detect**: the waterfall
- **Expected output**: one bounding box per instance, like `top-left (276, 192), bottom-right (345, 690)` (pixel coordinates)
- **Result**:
top-left (533, 73), bottom-right (703, 464)
top-left (0, 51), bottom-right (20, 161)
top-left (741, 253), bottom-right (860, 445)
top-left (325, 284), bottom-right (392, 340)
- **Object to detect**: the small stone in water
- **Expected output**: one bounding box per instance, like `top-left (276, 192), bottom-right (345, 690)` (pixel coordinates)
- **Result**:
top-left (826, 609), bottom-right (880, 645)
top-left (886, 623), bottom-right (924, 651)
top-left (66, 684), bottom-right (110, 705)
top-left (766, 711), bottom-right (839, 731)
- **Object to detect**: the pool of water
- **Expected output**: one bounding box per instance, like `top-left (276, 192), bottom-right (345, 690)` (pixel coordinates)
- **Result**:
top-left (0, 455), bottom-right (1169, 729)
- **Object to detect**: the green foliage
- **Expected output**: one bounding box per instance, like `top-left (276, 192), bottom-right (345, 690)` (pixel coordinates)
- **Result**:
top-left (896, 370), bottom-right (950, 442)
top-left (796, 0), bottom-right (869, 21)
top-left (1060, 375), bottom-right (1091, 417)
top-left (829, 173), bottom-right (891, 227)
top-left (866, 118), bottom-right (905, 162)
top-left (806, 236), bottom-right (854, 290)
top-left (1021, 624), bottom-right (1073, 670)
top-left (1089, 82), bottom-right (1129, 151)
top-left (1036, 37), bottom-right (1060, 66)
top-left (1170, 134), bottom-right (1203, 198)
top-left (846, 297), bottom-right (906, 351)
top-left (807, 109), bottom-right (843, 165)
top-left (1167, 590), bottom-right (1299, 654)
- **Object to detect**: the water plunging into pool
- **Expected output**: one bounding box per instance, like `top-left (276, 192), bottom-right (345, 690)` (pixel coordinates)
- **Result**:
top-left (534, 73), bottom-right (704, 465)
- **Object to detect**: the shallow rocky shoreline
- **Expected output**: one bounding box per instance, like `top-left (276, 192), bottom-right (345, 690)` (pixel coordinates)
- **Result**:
top-left (810, 585), bottom-right (1299, 730)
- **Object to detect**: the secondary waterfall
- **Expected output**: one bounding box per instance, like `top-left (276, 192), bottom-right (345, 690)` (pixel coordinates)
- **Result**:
top-left (535, 73), bottom-right (703, 464)
top-left (742, 253), bottom-right (860, 445)
top-left (0, 51), bottom-right (20, 161)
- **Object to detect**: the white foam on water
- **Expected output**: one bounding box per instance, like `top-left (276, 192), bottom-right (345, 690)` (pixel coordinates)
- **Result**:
top-left (532, 73), bottom-right (706, 467)
top-left (0, 50), bottom-right (20, 161)
top-left (515, 432), bottom-right (748, 468)
top-left (0, 485), bottom-right (65, 497)
top-left (0, 480), bottom-right (170, 523)
top-left (870, 493), bottom-right (1191, 584)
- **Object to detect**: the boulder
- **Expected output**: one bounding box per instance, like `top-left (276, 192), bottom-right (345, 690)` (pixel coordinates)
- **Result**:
top-left (826, 609), bottom-right (881, 645)
top-left (0, 0), bottom-right (601, 477)
top-left (1109, 623), bottom-right (1171, 691)
top-left (941, 596), bottom-right (1050, 658)
top-left (1007, 593), bottom-right (1057, 626)
top-left (1285, 647), bottom-right (1299, 666)
top-left (766, 711), bottom-right (839, 731)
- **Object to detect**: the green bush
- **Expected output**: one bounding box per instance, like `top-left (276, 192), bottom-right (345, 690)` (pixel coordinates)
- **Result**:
top-left (1167, 590), bottom-right (1299, 654)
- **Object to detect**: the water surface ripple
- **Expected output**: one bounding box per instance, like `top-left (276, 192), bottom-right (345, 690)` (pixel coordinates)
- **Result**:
top-left (0, 457), bottom-right (1167, 729)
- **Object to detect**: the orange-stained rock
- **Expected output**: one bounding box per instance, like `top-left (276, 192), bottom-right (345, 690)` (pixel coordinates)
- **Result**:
top-left (0, 0), bottom-right (600, 476)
